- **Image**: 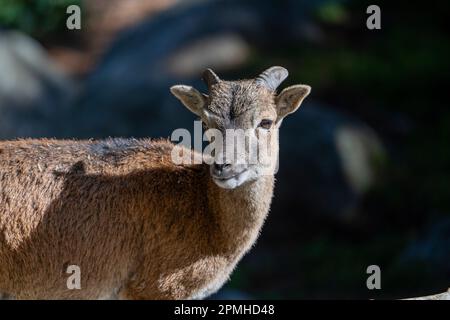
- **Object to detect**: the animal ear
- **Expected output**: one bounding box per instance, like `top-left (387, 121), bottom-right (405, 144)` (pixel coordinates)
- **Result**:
top-left (275, 84), bottom-right (311, 120)
top-left (170, 85), bottom-right (207, 116)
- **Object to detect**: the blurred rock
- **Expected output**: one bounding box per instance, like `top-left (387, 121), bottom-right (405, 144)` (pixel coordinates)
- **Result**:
top-left (275, 103), bottom-right (386, 223)
top-left (85, 0), bottom-right (176, 48)
top-left (0, 30), bottom-right (74, 139)
top-left (400, 217), bottom-right (450, 274)
top-left (406, 289), bottom-right (450, 300)
top-left (48, 0), bottom-right (177, 76)
top-left (167, 33), bottom-right (251, 78)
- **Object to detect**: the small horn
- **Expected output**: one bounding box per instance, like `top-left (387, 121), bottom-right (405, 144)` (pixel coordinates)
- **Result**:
top-left (202, 68), bottom-right (220, 90)
top-left (255, 66), bottom-right (288, 91)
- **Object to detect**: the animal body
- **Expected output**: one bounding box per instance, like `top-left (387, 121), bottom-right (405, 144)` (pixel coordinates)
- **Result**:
top-left (0, 67), bottom-right (310, 299)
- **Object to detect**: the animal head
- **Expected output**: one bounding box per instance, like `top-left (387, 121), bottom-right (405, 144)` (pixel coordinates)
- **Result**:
top-left (171, 66), bottom-right (310, 189)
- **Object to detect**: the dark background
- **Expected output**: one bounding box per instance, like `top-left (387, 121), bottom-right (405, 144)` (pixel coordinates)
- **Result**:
top-left (0, 0), bottom-right (449, 299)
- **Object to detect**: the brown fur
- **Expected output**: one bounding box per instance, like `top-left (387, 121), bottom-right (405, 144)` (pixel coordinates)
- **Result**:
top-left (0, 138), bottom-right (272, 299)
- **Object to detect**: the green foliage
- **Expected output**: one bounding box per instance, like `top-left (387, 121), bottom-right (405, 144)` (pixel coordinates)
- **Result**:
top-left (0, 0), bottom-right (81, 37)
top-left (316, 2), bottom-right (348, 24)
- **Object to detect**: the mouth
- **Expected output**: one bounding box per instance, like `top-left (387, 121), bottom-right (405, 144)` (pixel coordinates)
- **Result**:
top-left (212, 172), bottom-right (240, 181)
top-left (211, 169), bottom-right (251, 189)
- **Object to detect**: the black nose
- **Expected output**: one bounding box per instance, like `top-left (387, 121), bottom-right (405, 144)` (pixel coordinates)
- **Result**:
top-left (213, 162), bottom-right (231, 173)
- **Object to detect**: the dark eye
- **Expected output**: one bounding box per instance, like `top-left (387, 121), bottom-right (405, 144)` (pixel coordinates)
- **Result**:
top-left (258, 119), bottom-right (273, 129)
top-left (201, 121), bottom-right (208, 130)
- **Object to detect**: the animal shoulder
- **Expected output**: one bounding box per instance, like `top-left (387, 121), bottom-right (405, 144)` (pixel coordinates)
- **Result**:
top-left (0, 138), bottom-right (188, 171)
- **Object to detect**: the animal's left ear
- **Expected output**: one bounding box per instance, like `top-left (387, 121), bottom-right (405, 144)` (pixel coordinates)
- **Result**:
top-left (275, 84), bottom-right (311, 121)
top-left (170, 85), bottom-right (207, 117)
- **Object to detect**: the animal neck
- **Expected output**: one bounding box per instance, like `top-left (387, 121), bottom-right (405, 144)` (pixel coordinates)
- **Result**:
top-left (207, 172), bottom-right (275, 258)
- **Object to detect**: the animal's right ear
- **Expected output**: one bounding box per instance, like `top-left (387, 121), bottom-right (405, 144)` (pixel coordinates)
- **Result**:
top-left (275, 84), bottom-right (311, 121)
top-left (170, 85), bottom-right (207, 116)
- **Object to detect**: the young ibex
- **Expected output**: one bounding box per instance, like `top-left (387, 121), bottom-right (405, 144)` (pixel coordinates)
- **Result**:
top-left (0, 66), bottom-right (310, 299)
